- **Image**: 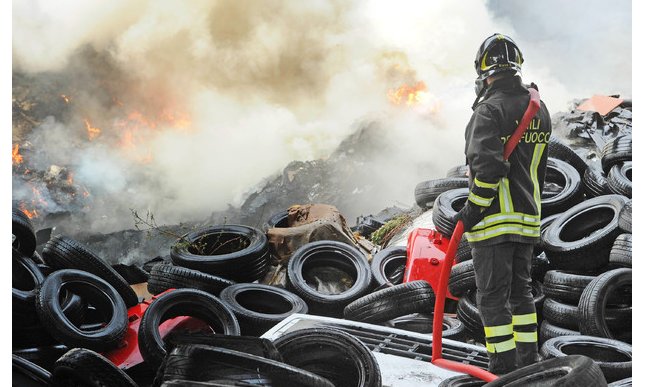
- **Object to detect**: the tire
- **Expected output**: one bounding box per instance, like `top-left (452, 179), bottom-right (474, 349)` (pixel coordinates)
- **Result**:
top-left (138, 288), bottom-right (240, 368)
top-left (578, 268), bottom-right (632, 340)
top-left (439, 375), bottom-right (486, 386)
top-left (607, 162), bottom-right (632, 198)
top-left (171, 225), bottom-right (270, 283)
top-left (219, 283), bottom-right (308, 336)
top-left (52, 348), bottom-right (138, 387)
top-left (263, 210), bottom-right (289, 232)
top-left (583, 165), bottom-right (611, 198)
top-left (541, 158), bottom-right (584, 218)
top-left (540, 335), bottom-right (631, 382)
top-left (541, 195), bottom-right (627, 271)
top-left (601, 134), bottom-right (632, 173)
top-left (42, 235), bottom-right (139, 308)
top-left (617, 199), bottom-right (631, 233)
top-left (12, 355), bottom-right (52, 386)
top-left (386, 314), bottom-right (465, 340)
top-left (160, 344), bottom-right (334, 387)
top-left (483, 354), bottom-right (607, 387)
top-left (343, 280), bottom-right (435, 323)
top-left (147, 262), bottom-right (235, 297)
top-left (13, 248), bottom-right (45, 317)
top-left (543, 270), bottom-right (595, 304)
top-left (287, 240), bottom-right (372, 317)
top-left (415, 178), bottom-right (469, 209)
top-left (608, 378), bottom-right (632, 387)
top-left (542, 298), bottom-right (630, 332)
top-left (35, 269), bottom-right (128, 351)
top-left (370, 246), bottom-right (407, 286)
top-left (548, 136), bottom-right (589, 177)
top-left (12, 207), bottom-right (37, 257)
top-left (162, 332), bottom-right (283, 362)
top-left (273, 327), bottom-right (382, 387)
top-left (446, 165), bottom-right (469, 178)
top-left (448, 260), bottom-right (476, 297)
top-left (456, 291), bottom-right (485, 343)
top-left (609, 234), bottom-right (631, 268)
top-left (432, 188), bottom-right (469, 237)
top-left (455, 238), bottom-right (472, 263)
top-left (539, 320), bottom-right (580, 345)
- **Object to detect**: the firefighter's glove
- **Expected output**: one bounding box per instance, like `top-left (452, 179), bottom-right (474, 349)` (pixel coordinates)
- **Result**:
top-left (454, 202), bottom-right (485, 232)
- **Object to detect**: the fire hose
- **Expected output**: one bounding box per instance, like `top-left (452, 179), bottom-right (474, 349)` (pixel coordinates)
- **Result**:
top-left (430, 87), bottom-right (541, 382)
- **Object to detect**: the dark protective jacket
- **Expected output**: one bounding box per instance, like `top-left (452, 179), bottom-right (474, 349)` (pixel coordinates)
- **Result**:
top-left (463, 75), bottom-right (552, 246)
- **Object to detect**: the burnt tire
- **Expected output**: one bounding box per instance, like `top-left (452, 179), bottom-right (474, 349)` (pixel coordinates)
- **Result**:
top-left (42, 235), bottom-right (139, 308)
top-left (414, 178), bottom-right (469, 209)
top-left (607, 162), bottom-right (632, 198)
top-left (52, 348), bottom-right (138, 387)
top-left (618, 199), bottom-right (631, 233)
top-left (583, 165), bottom-right (611, 198)
top-left (160, 344), bottom-right (334, 387)
top-left (147, 262), bottom-right (235, 297)
top-left (542, 298), bottom-right (631, 332)
top-left (448, 260), bottom-right (476, 297)
top-left (343, 280), bottom-right (435, 323)
top-left (170, 225), bottom-right (270, 283)
top-left (139, 288), bottom-right (240, 369)
top-left (12, 207), bottom-right (37, 257)
top-left (539, 320), bottom-right (580, 345)
top-left (446, 164), bottom-right (469, 178)
top-left (483, 354), bottom-right (607, 387)
top-left (601, 134), bottom-right (632, 173)
top-left (540, 335), bottom-right (632, 382)
top-left (541, 194), bottom-right (627, 271)
top-left (370, 246), bottom-right (407, 286)
top-left (35, 269), bottom-right (128, 352)
top-left (548, 136), bottom-right (589, 177)
top-left (219, 283), bottom-right (308, 336)
top-left (286, 240), bottom-right (372, 317)
top-left (609, 234), bottom-right (631, 268)
top-left (12, 355), bottom-right (52, 386)
top-left (578, 268), bottom-right (632, 340)
top-left (432, 188), bottom-right (468, 237)
top-left (273, 327), bottom-right (382, 387)
top-left (541, 158), bottom-right (584, 218)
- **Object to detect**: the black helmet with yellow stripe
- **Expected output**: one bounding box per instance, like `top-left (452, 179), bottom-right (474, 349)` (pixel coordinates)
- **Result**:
top-left (474, 33), bottom-right (523, 82)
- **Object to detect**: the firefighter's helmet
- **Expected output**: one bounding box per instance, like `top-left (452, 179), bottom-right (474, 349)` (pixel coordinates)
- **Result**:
top-left (474, 33), bottom-right (523, 82)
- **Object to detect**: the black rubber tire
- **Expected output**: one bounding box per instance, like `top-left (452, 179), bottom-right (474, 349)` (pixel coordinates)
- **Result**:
top-left (162, 332), bottom-right (283, 362)
top-left (446, 164), bottom-right (469, 178)
top-left (12, 355), bottom-right (52, 386)
top-left (540, 335), bottom-right (632, 382)
top-left (618, 199), bottom-right (631, 233)
top-left (147, 262), bottom-right (235, 297)
top-left (370, 246), bottom-right (407, 287)
top-left (432, 188), bottom-right (469, 237)
top-left (12, 207), bottom-right (37, 258)
top-left (541, 158), bottom-right (584, 218)
top-left (607, 162), bottom-right (632, 198)
top-left (286, 240), bottom-right (372, 317)
top-left (160, 344), bottom-right (334, 387)
top-left (35, 269), bottom-right (128, 352)
top-left (219, 283), bottom-right (308, 336)
top-left (455, 238), bottom-right (472, 263)
top-left (414, 178), bottom-right (469, 209)
top-left (13, 248), bottom-right (45, 317)
top-left (385, 314), bottom-right (465, 340)
top-left (343, 280), bottom-right (435, 323)
top-left (42, 235), bottom-right (139, 308)
top-left (539, 320), bottom-right (580, 345)
top-left (138, 288), bottom-right (241, 369)
top-left (583, 165), bottom-right (611, 198)
top-left (536, 213), bottom-right (561, 257)
top-left (170, 225), bottom-right (270, 283)
top-left (601, 134), bottom-right (632, 173)
top-left (273, 327), bottom-right (382, 387)
top-left (608, 377), bottom-right (632, 386)
top-left (439, 375), bottom-right (486, 386)
top-left (543, 270), bottom-right (595, 304)
top-left (160, 381), bottom-right (256, 386)
top-left (542, 298), bottom-right (631, 332)
top-left (578, 268), bottom-right (632, 340)
top-left (541, 194), bottom-right (627, 271)
top-left (609, 234), bottom-right (631, 268)
top-left (483, 354), bottom-right (607, 387)
top-left (448, 260), bottom-right (476, 297)
top-left (548, 136), bottom-right (589, 177)
top-left (52, 348), bottom-right (138, 387)
top-left (263, 209), bottom-right (289, 232)
top-left (456, 290), bottom-right (485, 343)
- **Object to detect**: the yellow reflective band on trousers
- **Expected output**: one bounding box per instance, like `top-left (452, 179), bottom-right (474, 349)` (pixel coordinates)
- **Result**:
top-left (512, 313), bottom-right (537, 326)
top-left (485, 338), bottom-right (516, 354)
top-left (469, 192), bottom-right (494, 207)
top-left (530, 144), bottom-right (546, 215)
top-left (514, 331), bottom-right (538, 343)
top-left (484, 324), bottom-right (513, 338)
top-left (474, 177), bottom-right (500, 190)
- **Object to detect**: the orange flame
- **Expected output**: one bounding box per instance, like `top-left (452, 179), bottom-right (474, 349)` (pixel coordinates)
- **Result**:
top-left (84, 119), bottom-right (102, 140)
top-left (12, 144), bottom-right (23, 165)
top-left (388, 81), bottom-right (428, 106)
top-left (19, 202), bottom-right (38, 219)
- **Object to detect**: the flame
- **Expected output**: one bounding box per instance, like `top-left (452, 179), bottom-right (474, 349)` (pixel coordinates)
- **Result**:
top-left (19, 202), bottom-right (38, 219)
top-left (12, 144), bottom-right (23, 165)
top-left (84, 119), bottom-right (102, 140)
top-left (61, 94), bottom-right (71, 103)
top-left (387, 81), bottom-right (428, 106)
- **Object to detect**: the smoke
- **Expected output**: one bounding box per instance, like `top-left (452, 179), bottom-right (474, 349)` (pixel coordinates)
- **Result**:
top-left (12, 0), bottom-right (631, 233)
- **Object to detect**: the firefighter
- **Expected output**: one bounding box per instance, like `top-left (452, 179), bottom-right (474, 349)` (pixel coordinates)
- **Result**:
top-left (453, 33), bottom-right (552, 374)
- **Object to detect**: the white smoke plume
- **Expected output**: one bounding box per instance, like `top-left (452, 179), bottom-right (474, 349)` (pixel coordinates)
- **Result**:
top-left (12, 0), bottom-right (631, 233)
